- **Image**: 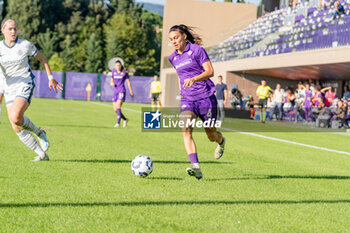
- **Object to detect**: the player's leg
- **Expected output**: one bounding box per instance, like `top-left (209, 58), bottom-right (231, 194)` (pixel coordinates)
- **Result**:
top-left (0, 94), bottom-right (3, 123)
top-left (180, 110), bottom-right (202, 179)
top-left (7, 98), bottom-right (48, 161)
top-left (151, 93), bottom-right (156, 109)
top-left (157, 94), bottom-right (162, 108)
top-left (200, 95), bottom-right (225, 159)
top-left (118, 100), bottom-right (128, 127)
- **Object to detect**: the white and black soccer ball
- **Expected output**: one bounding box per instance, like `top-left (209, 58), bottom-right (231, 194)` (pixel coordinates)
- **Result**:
top-left (131, 155), bottom-right (153, 177)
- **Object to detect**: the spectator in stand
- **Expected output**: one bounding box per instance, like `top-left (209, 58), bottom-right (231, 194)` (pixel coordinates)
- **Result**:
top-left (328, 0), bottom-right (345, 21)
top-left (332, 100), bottom-right (346, 127)
top-left (295, 82), bottom-right (305, 122)
top-left (344, 99), bottom-right (350, 127)
top-left (303, 83), bottom-right (313, 122)
top-left (229, 84), bottom-right (243, 109)
top-left (312, 85), bottom-right (323, 107)
top-left (319, 0), bottom-right (331, 11)
top-left (215, 75), bottom-right (228, 122)
top-left (269, 83), bottom-right (284, 121)
top-left (342, 85), bottom-right (350, 100)
top-left (284, 88), bottom-right (296, 112)
top-left (321, 86), bottom-right (336, 107)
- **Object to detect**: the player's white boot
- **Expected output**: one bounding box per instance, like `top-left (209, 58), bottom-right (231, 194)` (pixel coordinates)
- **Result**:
top-left (31, 153), bottom-right (50, 162)
top-left (37, 129), bottom-right (49, 152)
top-left (214, 137), bottom-right (225, 159)
top-left (114, 123), bottom-right (120, 128)
top-left (186, 167), bottom-right (203, 180)
top-left (123, 119), bottom-right (129, 127)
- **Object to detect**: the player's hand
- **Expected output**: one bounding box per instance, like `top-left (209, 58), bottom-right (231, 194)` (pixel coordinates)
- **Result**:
top-left (224, 100), bottom-right (227, 105)
top-left (49, 79), bottom-right (63, 93)
top-left (130, 92), bottom-right (134, 97)
top-left (183, 78), bottom-right (195, 89)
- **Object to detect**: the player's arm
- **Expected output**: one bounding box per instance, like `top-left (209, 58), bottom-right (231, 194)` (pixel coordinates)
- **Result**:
top-left (320, 86), bottom-right (331, 93)
top-left (183, 61), bottom-right (214, 89)
top-left (35, 51), bottom-right (63, 93)
top-left (224, 89), bottom-right (228, 105)
top-left (110, 77), bottom-right (114, 87)
top-left (126, 78), bottom-right (134, 97)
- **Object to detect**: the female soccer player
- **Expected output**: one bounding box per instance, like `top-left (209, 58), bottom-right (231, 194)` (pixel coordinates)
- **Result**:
top-left (0, 18), bottom-right (62, 161)
top-left (110, 60), bottom-right (134, 127)
top-left (168, 24), bottom-right (225, 180)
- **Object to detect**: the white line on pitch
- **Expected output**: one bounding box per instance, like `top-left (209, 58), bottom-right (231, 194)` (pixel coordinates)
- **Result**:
top-left (90, 101), bottom-right (142, 113)
top-left (91, 101), bottom-right (350, 156)
top-left (222, 127), bottom-right (350, 156)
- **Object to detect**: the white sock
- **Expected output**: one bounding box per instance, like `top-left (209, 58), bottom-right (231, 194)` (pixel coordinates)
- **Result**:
top-left (0, 105), bottom-right (2, 122)
top-left (193, 163), bottom-right (200, 169)
top-left (22, 116), bottom-right (41, 136)
top-left (17, 130), bottom-right (45, 157)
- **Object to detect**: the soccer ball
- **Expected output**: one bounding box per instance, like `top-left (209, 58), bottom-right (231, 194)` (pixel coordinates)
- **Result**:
top-left (131, 155), bottom-right (153, 177)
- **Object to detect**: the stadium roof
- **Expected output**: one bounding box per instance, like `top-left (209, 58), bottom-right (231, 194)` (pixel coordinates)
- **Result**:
top-left (219, 46), bottom-right (350, 81)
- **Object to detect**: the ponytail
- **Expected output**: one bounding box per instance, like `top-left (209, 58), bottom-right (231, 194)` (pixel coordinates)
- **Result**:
top-left (169, 24), bottom-right (203, 46)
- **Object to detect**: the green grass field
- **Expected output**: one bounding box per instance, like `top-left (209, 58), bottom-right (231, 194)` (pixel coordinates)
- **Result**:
top-left (1, 98), bottom-right (350, 232)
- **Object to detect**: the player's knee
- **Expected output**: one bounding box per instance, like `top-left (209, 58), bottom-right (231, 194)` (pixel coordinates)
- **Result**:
top-left (9, 113), bottom-right (22, 125)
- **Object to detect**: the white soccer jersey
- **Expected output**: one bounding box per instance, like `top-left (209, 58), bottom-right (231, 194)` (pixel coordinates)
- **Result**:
top-left (0, 38), bottom-right (38, 86)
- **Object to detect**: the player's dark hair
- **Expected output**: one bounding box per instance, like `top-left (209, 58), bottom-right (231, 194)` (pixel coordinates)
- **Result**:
top-left (169, 24), bottom-right (203, 45)
top-left (115, 60), bottom-right (125, 73)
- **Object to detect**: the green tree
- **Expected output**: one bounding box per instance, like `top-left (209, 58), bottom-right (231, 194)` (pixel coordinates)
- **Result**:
top-left (6, 0), bottom-right (42, 44)
top-left (61, 35), bottom-right (76, 71)
top-left (105, 13), bottom-right (157, 75)
top-left (140, 9), bottom-right (163, 74)
top-left (37, 29), bottom-right (56, 61)
top-left (1, 0), bottom-right (8, 19)
top-left (86, 33), bottom-right (103, 73)
top-left (49, 53), bottom-right (65, 71)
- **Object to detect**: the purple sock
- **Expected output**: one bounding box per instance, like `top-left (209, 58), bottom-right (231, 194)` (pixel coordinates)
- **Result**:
top-left (116, 109), bottom-right (121, 124)
top-left (188, 153), bottom-right (199, 164)
top-left (120, 110), bottom-right (126, 120)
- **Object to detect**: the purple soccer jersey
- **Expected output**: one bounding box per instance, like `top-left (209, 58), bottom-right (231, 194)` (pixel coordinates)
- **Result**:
top-left (169, 43), bottom-right (215, 101)
top-left (304, 89), bottom-right (313, 107)
top-left (112, 70), bottom-right (129, 93)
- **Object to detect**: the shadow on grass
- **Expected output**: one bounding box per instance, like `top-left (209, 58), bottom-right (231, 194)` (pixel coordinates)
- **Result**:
top-left (44, 124), bottom-right (113, 129)
top-left (207, 175), bottom-right (350, 181)
top-left (1, 199), bottom-right (350, 208)
top-left (147, 177), bottom-right (183, 181)
top-left (55, 159), bottom-right (233, 164)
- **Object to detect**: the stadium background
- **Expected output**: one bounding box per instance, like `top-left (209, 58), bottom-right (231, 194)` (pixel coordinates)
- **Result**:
top-left (160, 0), bottom-right (350, 107)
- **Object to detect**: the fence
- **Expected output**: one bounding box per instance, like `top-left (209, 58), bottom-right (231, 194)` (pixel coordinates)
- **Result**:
top-left (33, 70), bottom-right (153, 103)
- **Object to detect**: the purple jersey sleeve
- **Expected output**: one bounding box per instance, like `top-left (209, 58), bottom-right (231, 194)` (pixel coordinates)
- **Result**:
top-left (194, 46), bottom-right (210, 65)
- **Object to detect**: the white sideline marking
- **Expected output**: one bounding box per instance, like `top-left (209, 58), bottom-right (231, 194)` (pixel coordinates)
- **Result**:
top-left (91, 101), bottom-right (350, 156)
top-left (222, 127), bottom-right (350, 156)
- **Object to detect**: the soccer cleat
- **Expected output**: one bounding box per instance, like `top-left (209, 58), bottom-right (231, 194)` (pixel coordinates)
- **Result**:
top-left (123, 119), bottom-right (129, 127)
top-left (37, 129), bottom-right (49, 152)
top-left (31, 153), bottom-right (50, 162)
top-left (214, 137), bottom-right (225, 159)
top-left (114, 123), bottom-right (120, 128)
top-left (186, 167), bottom-right (203, 180)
